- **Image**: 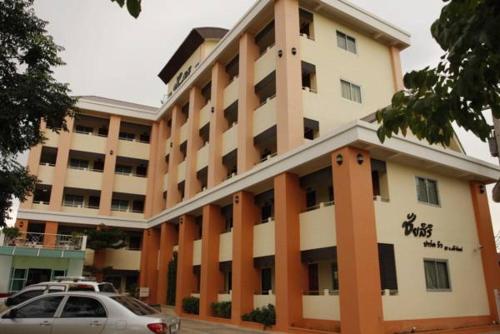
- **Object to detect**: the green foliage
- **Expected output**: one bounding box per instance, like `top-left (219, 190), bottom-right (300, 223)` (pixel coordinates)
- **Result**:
top-left (211, 301), bottom-right (231, 319)
top-left (110, 0), bottom-right (141, 18)
top-left (0, 0), bottom-right (76, 227)
top-left (86, 227), bottom-right (127, 250)
top-left (182, 297), bottom-right (199, 315)
top-left (166, 253), bottom-right (177, 306)
top-left (1, 226), bottom-right (20, 239)
top-left (377, 0), bottom-right (500, 146)
top-left (241, 304), bottom-right (276, 328)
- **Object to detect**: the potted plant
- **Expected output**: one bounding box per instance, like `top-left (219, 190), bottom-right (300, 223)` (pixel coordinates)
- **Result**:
top-left (1, 227), bottom-right (20, 246)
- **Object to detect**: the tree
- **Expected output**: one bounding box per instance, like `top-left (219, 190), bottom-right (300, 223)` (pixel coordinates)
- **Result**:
top-left (0, 0), bottom-right (76, 227)
top-left (110, 0), bottom-right (142, 18)
top-left (376, 0), bottom-right (500, 147)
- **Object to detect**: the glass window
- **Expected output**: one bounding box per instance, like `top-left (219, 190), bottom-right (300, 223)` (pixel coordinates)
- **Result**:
top-left (16, 296), bottom-right (63, 318)
top-left (111, 296), bottom-right (159, 316)
top-left (10, 268), bottom-right (27, 292)
top-left (337, 31), bottom-right (357, 54)
top-left (111, 199), bottom-right (129, 212)
top-left (9, 289), bottom-right (44, 306)
top-left (346, 36), bottom-right (357, 53)
top-left (51, 270), bottom-right (66, 281)
top-left (261, 268), bottom-right (272, 294)
top-left (75, 125), bottom-right (93, 134)
top-left (67, 284), bottom-right (95, 292)
top-left (69, 158), bottom-right (89, 170)
top-left (61, 297), bottom-right (107, 318)
top-left (424, 259), bottom-right (450, 290)
top-left (98, 283), bottom-right (117, 293)
top-left (416, 177), bottom-right (440, 205)
top-left (119, 132), bottom-right (135, 141)
top-left (63, 194), bottom-right (84, 208)
top-left (115, 165), bottom-right (133, 175)
top-left (340, 80), bottom-right (362, 103)
top-left (336, 31), bottom-right (347, 50)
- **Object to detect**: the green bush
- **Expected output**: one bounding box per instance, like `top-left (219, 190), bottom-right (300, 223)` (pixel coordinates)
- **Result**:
top-left (241, 304), bottom-right (276, 328)
top-left (182, 297), bottom-right (199, 315)
top-left (211, 301), bottom-right (231, 318)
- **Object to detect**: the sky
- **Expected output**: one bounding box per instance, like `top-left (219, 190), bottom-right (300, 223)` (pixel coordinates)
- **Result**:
top-left (7, 0), bottom-right (500, 236)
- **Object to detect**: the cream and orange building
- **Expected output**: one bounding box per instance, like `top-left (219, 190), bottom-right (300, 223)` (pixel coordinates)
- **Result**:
top-left (9, 0), bottom-right (500, 333)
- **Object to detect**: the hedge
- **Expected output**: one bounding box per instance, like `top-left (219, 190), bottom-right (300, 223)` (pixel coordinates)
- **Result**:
top-left (241, 304), bottom-right (276, 328)
top-left (182, 297), bottom-right (199, 314)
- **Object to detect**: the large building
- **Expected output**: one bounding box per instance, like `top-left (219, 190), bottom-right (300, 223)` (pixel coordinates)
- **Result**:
top-left (6, 0), bottom-right (500, 333)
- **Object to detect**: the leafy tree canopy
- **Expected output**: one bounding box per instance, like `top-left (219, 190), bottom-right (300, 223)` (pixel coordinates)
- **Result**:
top-left (0, 0), bottom-right (76, 227)
top-left (376, 0), bottom-right (500, 146)
top-left (86, 227), bottom-right (127, 250)
top-left (110, 0), bottom-right (141, 18)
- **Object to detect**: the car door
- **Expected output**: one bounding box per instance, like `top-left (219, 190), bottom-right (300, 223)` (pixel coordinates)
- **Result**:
top-left (0, 295), bottom-right (64, 334)
top-left (52, 296), bottom-right (107, 334)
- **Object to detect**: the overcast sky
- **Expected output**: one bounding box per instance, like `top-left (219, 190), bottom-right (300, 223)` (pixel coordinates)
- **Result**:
top-left (8, 0), bottom-right (499, 236)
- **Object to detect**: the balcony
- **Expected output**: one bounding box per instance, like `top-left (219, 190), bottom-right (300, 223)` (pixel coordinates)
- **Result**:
top-left (299, 202), bottom-right (336, 251)
top-left (32, 201), bottom-right (50, 211)
top-left (300, 34), bottom-right (316, 67)
top-left (302, 291), bottom-right (340, 321)
top-left (0, 231), bottom-right (87, 259)
top-left (255, 45), bottom-right (276, 84)
top-left (199, 103), bottom-right (211, 129)
top-left (44, 130), bottom-right (59, 148)
top-left (165, 138), bottom-right (172, 156)
top-left (179, 123), bottom-right (188, 144)
top-left (253, 97), bottom-right (276, 137)
top-left (163, 173), bottom-right (169, 192)
top-left (85, 248), bottom-right (141, 271)
top-left (66, 167), bottom-right (103, 191)
top-left (254, 293), bottom-right (276, 309)
top-left (253, 219), bottom-right (275, 258)
top-left (177, 161), bottom-right (186, 183)
top-left (71, 132), bottom-right (107, 154)
top-left (218, 293), bottom-right (232, 302)
top-left (38, 163), bottom-right (55, 185)
top-left (192, 239), bottom-right (202, 266)
top-left (113, 173), bottom-right (147, 195)
top-left (223, 77), bottom-right (239, 109)
top-left (110, 209), bottom-right (144, 220)
top-left (62, 203), bottom-right (99, 216)
top-left (196, 143), bottom-right (210, 172)
top-left (117, 139), bottom-right (149, 160)
top-left (219, 231), bottom-right (232, 262)
top-left (302, 88), bottom-right (322, 125)
top-left (222, 123), bottom-right (238, 156)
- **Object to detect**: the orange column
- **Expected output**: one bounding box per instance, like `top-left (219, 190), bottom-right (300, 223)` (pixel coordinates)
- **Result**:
top-left (43, 221), bottom-right (58, 248)
top-left (22, 121), bottom-right (47, 209)
top-left (144, 122), bottom-right (160, 218)
top-left (49, 116), bottom-right (74, 211)
top-left (94, 249), bottom-right (106, 282)
top-left (332, 147), bottom-right (384, 334)
top-left (232, 191), bottom-right (259, 324)
top-left (185, 88), bottom-right (204, 198)
top-left (237, 33), bottom-right (260, 173)
top-left (153, 119), bottom-right (168, 214)
top-left (166, 106), bottom-right (183, 208)
top-left (157, 222), bottom-right (178, 305)
top-left (275, 0), bottom-right (304, 154)
top-left (389, 46), bottom-right (404, 92)
top-left (470, 182), bottom-right (500, 322)
top-left (199, 205), bottom-right (225, 319)
top-left (274, 173), bottom-right (307, 331)
top-left (15, 220), bottom-right (29, 234)
top-left (207, 62), bottom-right (229, 187)
top-left (139, 229), bottom-right (149, 291)
top-left (139, 228), bottom-right (161, 304)
top-left (99, 115), bottom-right (121, 216)
top-left (175, 215), bottom-right (197, 315)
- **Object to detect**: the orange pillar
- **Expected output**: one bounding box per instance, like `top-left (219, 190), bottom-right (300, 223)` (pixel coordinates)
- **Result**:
top-left (207, 62), bottom-right (229, 187)
top-left (199, 205), bottom-right (225, 319)
top-left (139, 229), bottom-right (149, 291)
top-left (99, 115), bottom-right (121, 216)
top-left (185, 87), bottom-right (204, 198)
top-left (94, 249), bottom-right (106, 282)
top-left (22, 121), bottom-right (46, 209)
top-left (389, 46), bottom-right (404, 92)
top-left (175, 215), bottom-right (197, 315)
top-left (157, 222), bottom-right (178, 305)
top-left (331, 147), bottom-right (384, 334)
top-left (144, 122), bottom-right (160, 218)
top-left (274, 173), bottom-right (307, 331)
top-left (43, 222), bottom-right (58, 248)
top-left (147, 228), bottom-right (161, 304)
top-left (166, 105), bottom-right (183, 208)
top-left (275, 0), bottom-right (304, 154)
top-left (49, 116), bottom-right (74, 211)
top-left (470, 182), bottom-right (500, 322)
top-left (237, 33), bottom-right (260, 173)
top-left (15, 220), bottom-right (29, 234)
top-left (232, 191), bottom-right (259, 324)
top-left (153, 119), bottom-right (168, 213)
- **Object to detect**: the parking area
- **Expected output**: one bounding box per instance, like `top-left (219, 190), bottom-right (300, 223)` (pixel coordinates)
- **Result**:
top-left (179, 318), bottom-right (268, 334)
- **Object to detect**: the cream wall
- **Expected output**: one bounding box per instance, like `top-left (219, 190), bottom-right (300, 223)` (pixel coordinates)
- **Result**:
top-left (375, 162), bottom-right (489, 320)
top-left (301, 12), bottom-right (395, 135)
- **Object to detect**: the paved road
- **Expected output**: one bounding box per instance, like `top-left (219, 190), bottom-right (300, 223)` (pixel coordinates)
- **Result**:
top-left (180, 318), bottom-right (268, 334)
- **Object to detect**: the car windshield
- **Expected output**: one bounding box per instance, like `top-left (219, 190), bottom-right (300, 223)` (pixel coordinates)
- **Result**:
top-left (98, 283), bottom-right (117, 293)
top-left (111, 296), bottom-right (159, 316)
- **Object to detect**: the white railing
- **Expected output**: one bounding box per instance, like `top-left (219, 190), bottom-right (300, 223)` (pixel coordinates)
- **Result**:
top-left (0, 231), bottom-right (87, 251)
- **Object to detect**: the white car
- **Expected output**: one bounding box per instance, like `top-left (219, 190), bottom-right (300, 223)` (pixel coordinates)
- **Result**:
top-left (0, 277), bottom-right (117, 310)
top-left (0, 292), bottom-right (180, 334)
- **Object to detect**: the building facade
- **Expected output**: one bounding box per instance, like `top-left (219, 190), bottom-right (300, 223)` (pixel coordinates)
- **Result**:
top-left (12, 0), bottom-right (500, 333)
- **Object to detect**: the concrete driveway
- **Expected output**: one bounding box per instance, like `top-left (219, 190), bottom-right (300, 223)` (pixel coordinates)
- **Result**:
top-left (179, 318), bottom-right (269, 334)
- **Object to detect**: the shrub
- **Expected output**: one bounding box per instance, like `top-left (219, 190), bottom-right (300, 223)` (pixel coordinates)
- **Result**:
top-left (211, 301), bottom-right (231, 318)
top-left (241, 304), bottom-right (276, 328)
top-left (182, 297), bottom-right (199, 315)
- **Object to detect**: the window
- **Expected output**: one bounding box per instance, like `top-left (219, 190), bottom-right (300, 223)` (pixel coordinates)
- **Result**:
top-left (47, 286), bottom-right (65, 293)
top-left (75, 125), bottom-right (93, 134)
top-left (340, 80), bottom-right (362, 103)
top-left (331, 263), bottom-right (339, 291)
top-left (61, 297), bottom-right (107, 318)
top-left (63, 194), bottom-right (84, 208)
top-left (261, 268), bottom-right (272, 294)
top-left (88, 196), bottom-right (100, 209)
top-left (10, 268), bottom-right (27, 292)
top-left (111, 296), bottom-right (159, 316)
top-left (50, 270), bottom-right (66, 281)
top-left (336, 31), bottom-right (357, 54)
top-left (112, 199), bottom-right (129, 212)
top-left (132, 200), bottom-right (144, 213)
top-left (306, 190), bottom-right (316, 208)
top-left (119, 131), bottom-right (135, 141)
top-left (115, 164), bottom-right (132, 175)
top-left (15, 296), bottom-right (63, 318)
top-left (424, 259), bottom-right (450, 290)
top-left (416, 177), bottom-right (439, 205)
top-left (98, 283), bottom-right (117, 293)
top-left (67, 284), bottom-right (95, 292)
top-left (8, 289), bottom-right (44, 306)
top-left (69, 158), bottom-right (89, 170)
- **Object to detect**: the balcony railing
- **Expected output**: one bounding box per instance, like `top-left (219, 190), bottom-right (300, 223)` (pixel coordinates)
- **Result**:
top-left (0, 231), bottom-right (87, 251)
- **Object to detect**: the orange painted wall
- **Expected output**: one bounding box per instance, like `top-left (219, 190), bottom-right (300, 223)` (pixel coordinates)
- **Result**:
top-left (138, 228), bottom-right (161, 304)
top-left (157, 222), bottom-right (178, 305)
top-left (99, 115), bottom-right (121, 216)
top-left (232, 191), bottom-right (259, 324)
top-left (175, 215), bottom-right (197, 315)
top-left (185, 87), bottom-right (204, 198)
top-left (166, 106), bottom-right (184, 208)
top-left (43, 221), bottom-right (58, 248)
top-left (332, 147), bottom-right (384, 334)
top-left (152, 119), bottom-right (168, 214)
top-left (274, 172), bottom-right (307, 331)
top-left (384, 315), bottom-right (493, 334)
top-left (144, 122), bottom-right (160, 218)
top-left (94, 249), bottom-right (106, 282)
top-left (199, 205), bottom-right (225, 318)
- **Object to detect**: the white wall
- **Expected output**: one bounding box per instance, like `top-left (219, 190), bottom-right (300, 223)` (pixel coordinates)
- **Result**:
top-left (0, 255), bottom-right (13, 293)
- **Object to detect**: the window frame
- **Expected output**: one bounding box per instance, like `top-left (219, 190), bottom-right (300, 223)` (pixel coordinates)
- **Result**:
top-left (423, 259), bottom-right (451, 292)
top-left (415, 176), bottom-right (441, 206)
top-left (111, 199), bottom-right (129, 212)
top-left (63, 194), bottom-right (84, 208)
top-left (340, 79), bottom-right (362, 103)
top-left (336, 30), bottom-right (357, 54)
top-left (60, 296), bottom-right (108, 318)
